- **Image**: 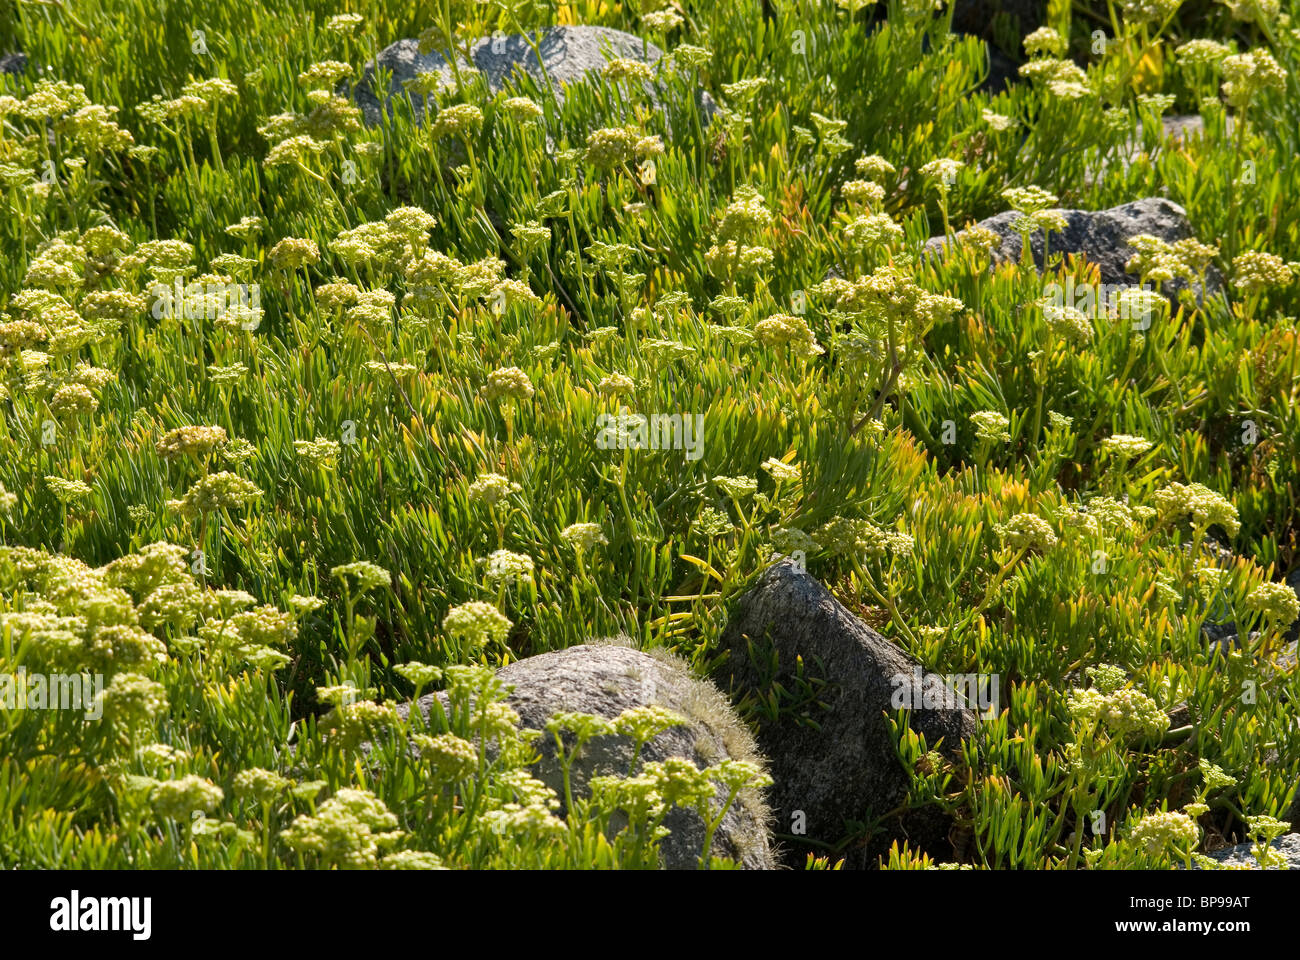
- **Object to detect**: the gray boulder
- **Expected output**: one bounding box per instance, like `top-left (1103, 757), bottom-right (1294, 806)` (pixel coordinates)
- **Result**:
top-left (354, 25), bottom-right (710, 126)
top-left (0, 52), bottom-right (26, 76)
top-left (1196, 833), bottom-right (1300, 869)
top-left (929, 198), bottom-right (1196, 284)
top-left (402, 640), bottom-right (775, 870)
top-left (713, 558), bottom-right (980, 869)
top-left (926, 197), bottom-right (1221, 304)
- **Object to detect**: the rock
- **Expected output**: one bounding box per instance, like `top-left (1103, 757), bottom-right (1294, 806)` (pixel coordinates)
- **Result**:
top-left (928, 198), bottom-right (1190, 285)
top-left (1143, 113), bottom-right (1231, 144)
top-left (713, 558), bottom-right (980, 869)
top-left (1157, 114), bottom-right (1209, 143)
top-left (1195, 833), bottom-right (1300, 869)
top-left (1202, 627), bottom-right (1296, 675)
top-left (1099, 114), bottom-right (1233, 179)
top-left (401, 640), bottom-right (775, 870)
top-left (1201, 621), bottom-right (1252, 655)
top-left (1200, 568), bottom-right (1300, 662)
top-left (0, 52), bottom-right (26, 76)
top-left (926, 197), bottom-right (1221, 304)
top-left (354, 25), bottom-right (712, 126)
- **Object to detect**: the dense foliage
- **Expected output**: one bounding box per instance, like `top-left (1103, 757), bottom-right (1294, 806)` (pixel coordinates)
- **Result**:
top-left (1, 0), bottom-right (1298, 869)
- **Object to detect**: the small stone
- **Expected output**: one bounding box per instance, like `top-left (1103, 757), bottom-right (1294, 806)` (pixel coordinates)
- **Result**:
top-left (0, 52), bottom-right (27, 75)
